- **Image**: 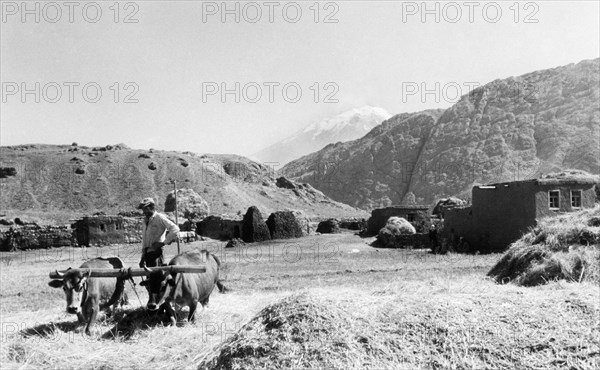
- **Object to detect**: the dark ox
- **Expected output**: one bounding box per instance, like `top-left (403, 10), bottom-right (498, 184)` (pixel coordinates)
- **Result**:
top-left (140, 250), bottom-right (226, 324)
top-left (48, 257), bottom-right (126, 335)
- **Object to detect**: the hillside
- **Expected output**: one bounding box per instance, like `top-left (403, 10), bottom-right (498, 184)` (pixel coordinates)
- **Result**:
top-left (0, 144), bottom-right (367, 224)
top-left (251, 106), bottom-right (391, 166)
top-left (282, 59), bottom-right (600, 209)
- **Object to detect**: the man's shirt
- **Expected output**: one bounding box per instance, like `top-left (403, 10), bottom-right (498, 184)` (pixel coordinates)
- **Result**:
top-left (141, 212), bottom-right (180, 253)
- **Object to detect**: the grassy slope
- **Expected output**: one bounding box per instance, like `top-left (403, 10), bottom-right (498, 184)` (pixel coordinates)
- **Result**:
top-left (0, 144), bottom-right (367, 225)
top-left (1, 233), bottom-right (598, 369)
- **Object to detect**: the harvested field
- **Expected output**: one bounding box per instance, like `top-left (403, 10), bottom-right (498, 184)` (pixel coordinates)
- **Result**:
top-left (1, 232), bottom-right (598, 369)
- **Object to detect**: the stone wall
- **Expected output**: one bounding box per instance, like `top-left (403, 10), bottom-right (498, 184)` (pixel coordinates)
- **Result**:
top-left (376, 233), bottom-right (431, 249)
top-left (1, 225), bottom-right (75, 251)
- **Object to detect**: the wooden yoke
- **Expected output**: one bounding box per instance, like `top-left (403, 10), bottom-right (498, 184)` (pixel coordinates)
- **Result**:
top-left (49, 265), bottom-right (206, 279)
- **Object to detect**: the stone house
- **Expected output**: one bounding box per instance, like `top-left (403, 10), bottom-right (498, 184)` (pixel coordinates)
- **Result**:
top-left (71, 215), bottom-right (142, 247)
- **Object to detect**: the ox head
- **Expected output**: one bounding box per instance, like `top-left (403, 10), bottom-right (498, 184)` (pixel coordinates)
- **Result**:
top-left (139, 266), bottom-right (175, 311)
top-left (48, 268), bottom-right (91, 314)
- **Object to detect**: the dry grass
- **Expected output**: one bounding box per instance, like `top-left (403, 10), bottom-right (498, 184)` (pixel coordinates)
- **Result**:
top-left (199, 286), bottom-right (599, 370)
top-left (1, 233), bottom-right (598, 369)
top-left (488, 206), bottom-right (600, 286)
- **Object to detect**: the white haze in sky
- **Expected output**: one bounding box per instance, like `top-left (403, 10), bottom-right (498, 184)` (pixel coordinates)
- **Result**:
top-left (1, 1), bottom-right (599, 156)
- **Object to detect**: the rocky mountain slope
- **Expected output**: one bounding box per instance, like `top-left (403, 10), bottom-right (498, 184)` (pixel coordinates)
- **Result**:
top-left (282, 58), bottom-right (600, 209)
top-left (0, 144), bottom-right (367, 224)
top-left (251, 106), bottom-right (391, 165)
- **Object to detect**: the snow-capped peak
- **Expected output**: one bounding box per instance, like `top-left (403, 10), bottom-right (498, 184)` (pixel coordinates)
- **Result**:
top-left (304, 106), bottom-right (392, 139)
top-left (253, 106), bottom-right (392, 165)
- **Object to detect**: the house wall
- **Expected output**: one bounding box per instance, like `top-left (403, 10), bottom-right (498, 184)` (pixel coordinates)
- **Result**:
top-left (72, 216), bottom-right (142, 247)
top-left (441, 182), bottom-right (597, 254)
top-left (535, 184), bottom-right (596, 218)
top-left (197, 216), bottom-right (242, 240)
top-left (471, 182), bottom-right (537, 253)
top-left (441, 207), bottom-right (474, 249)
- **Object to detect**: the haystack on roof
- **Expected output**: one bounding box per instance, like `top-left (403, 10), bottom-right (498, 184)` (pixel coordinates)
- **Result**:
top-left (536, 169), bottom-right (600, 185)
top-left (480, 169), bottom-right (599, 187)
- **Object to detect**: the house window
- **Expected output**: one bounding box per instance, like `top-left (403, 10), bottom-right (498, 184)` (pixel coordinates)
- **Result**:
top-left (100, 224), bottom-right (106, 232)
top-left (549, 191), bottom-right (560, 210)
top-left (407, 214), bottom-right (416, 222)
top-left (571, 190), bottom-right (582, 208)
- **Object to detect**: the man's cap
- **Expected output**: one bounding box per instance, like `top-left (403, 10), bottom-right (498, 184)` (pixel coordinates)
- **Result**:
top-left (137, 197), bottom-right (155, 209)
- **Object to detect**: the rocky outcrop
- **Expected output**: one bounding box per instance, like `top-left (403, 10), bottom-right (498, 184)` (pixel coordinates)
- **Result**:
top-left (241, 206), bottom-right (271, 243)
top-left (276, 177), bottom-right (296, 189)
top-left (164, 188), bottom-right (210, 220)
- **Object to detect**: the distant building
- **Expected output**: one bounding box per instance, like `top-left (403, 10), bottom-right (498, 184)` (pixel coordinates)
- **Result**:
top-left (366, 205), bottom-right (430, 235)
top-left (71, 215), bottom-right (142, 247)
top-left (443, 176), bottom-right (598, 253)
top-left (196, 215), bottom-right (242, 240)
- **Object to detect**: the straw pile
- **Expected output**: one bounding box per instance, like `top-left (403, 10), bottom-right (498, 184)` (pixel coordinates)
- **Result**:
top-left (488, 206), bottom-right (600, 286)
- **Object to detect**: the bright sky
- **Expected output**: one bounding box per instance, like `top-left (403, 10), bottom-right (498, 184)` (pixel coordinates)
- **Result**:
top-left (1, 1), bottom-right (599, 156)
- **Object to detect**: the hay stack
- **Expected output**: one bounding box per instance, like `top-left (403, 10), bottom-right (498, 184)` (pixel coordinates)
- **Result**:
top-left (198, 293), bottom-right (364, 369)
top-left (488, 206), bottom-right (600, 286)
top-left (376, 217), bottom-right (416, 248)
top-left (316, 219), bottom-right (340, 234)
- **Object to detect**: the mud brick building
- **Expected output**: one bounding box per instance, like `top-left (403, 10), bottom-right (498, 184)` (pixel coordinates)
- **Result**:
top-left (442, 177), bottom-right (598, 253)
top-left (196, 215), bottom-right (242, 240)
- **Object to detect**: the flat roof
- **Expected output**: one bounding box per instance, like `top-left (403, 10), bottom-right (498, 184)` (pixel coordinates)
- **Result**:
top-left (475, 177), bottom-right (599, 188)
top-left (377, 205), bottom-right (429, 210)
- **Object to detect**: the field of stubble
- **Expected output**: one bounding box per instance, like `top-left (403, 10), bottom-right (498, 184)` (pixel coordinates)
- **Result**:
top-left (0, 232), bottom-right (598, 369)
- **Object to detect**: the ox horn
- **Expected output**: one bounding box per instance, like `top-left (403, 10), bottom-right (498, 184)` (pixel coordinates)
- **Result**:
top-left (143, 265), bottom-right (152, 273)
top-left (55, 269), bottom-right (65, 278)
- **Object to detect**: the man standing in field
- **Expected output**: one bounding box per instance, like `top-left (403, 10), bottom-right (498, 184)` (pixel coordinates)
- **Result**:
top-left (138, 197), bottom-right (180, 267)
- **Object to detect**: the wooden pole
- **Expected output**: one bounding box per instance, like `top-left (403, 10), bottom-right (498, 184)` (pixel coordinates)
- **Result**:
top-left (49, 265), bottom-right (206, 279)
top-left (173, 180), bottom-right (181, 254)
